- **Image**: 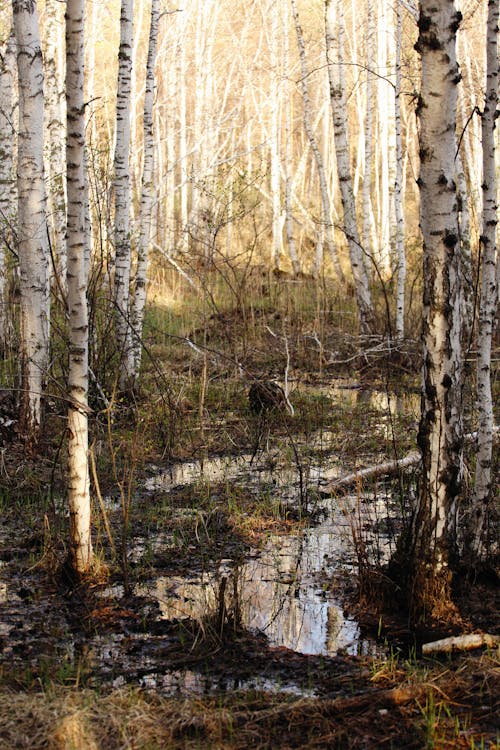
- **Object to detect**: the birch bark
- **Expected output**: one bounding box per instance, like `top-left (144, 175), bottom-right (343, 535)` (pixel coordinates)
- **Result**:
top-left (0, 29), bottom-right (16, 352)
top-left (13, 0), bottom-right (50, 441)
top-left (43, 0), bottom-right (67, 292)
top-left (113, 0), bottom-right (134, 390)
top-left (362, 0), bottom-right (375, 267)
top-left (269, 0), bottom-right (282, 272)
top-left (290, 0), bottom-right (344, 282)
top-left (409, 0), bottom-right (463, 621)
top-left (131, 0), bottom-right (159, 380)
top-left (375, 0), bottom-right (393, 277)
top-left (282, 0), bottom-right (300, 275)
top-left (394, 0), bottom-right (406, 338)
top-left (470, 0), bottom-right (498, 561)
top-left (66, 0), bottom-right (92, 574)
top-left (325, 0), bottom-right (375, 334)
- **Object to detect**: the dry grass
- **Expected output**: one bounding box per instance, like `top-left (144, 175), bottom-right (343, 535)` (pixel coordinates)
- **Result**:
top-left (1, 650), bottom-right (498, 750)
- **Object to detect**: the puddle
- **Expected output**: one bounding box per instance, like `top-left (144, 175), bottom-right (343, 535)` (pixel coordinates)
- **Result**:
top-left (0, 382), bottom-right (411, 697)
top-left (145, 381), bottom-right (417, 494)
top-left (137, 492), bottom-right (396, 659)
top-left (128, 670), bottom-right (315, 696)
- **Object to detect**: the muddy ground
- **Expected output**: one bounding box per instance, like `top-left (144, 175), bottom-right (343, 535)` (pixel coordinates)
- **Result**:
top-left (0, 313), bottom-right (499, 749)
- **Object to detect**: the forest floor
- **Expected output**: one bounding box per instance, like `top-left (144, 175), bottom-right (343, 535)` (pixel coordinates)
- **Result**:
top-left (0, 273), bottom-right (499, 749)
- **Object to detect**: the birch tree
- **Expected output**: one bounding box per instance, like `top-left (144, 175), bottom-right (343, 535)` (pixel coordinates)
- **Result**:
top-left (394, 0), bottom-right (406, 338)
top-left (282, 0), bottom-right (300, 275)
top-left (43, 0), bottom-right (67, 292)
top-left (66, 0), bottom-right (92, 574)
top-left (13, 0), bottom-right (50, 441)
top-left (113, 0), bottom-right (134, 390)
top-left (131, 0), bottom-right (160, 380)
top-left (325, 0), bottom-right (375, 334)
top-left (407, 0), bottom-right (463, 621)
top-left (0, 29), bottom-right (16, 352)
top-left (269, 0), bottom-right (282, 272)
top-left (362, 0), bottom-right (375, 268)
top-left (469, 0), bottom-right (498, 561)
top-left (290, 0), bottom-right (344, 281)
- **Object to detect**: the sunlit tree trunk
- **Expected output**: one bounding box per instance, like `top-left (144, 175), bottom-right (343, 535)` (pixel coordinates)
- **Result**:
top-left (113, 0), bottom-right (134, 390)
top-left (66, 0), bottom-right (92, 575)
top-left (177, 19), bottom-right (189, 254)
top-left (269, 0), bottom-right (282, 272)
top-left (13, 0), bottom-right (50, 442)
top-left (409, 0), bottom-right (463, 622)
top-left (325, 0), bottom-right (374, 334)
top-left (43, 0), bottom-right (67, 293)
top-left (362, 0), bottom-right (375, 267)
top-left (290, 0), bottom-right (344, 282)
top-left (282, 0), bottom-right (299, 276)
top-left (394, 1), bottom-right (406, 338)
top-left (375, 0), bottom-right (393, 277)
top-left (456, 146), bottom-right (473, 344)
top-left (131, 0), bottom-right (159, 380)
top-left (470, 0), bottom-right (498, 562)
top-left (0, 28), bottom-right (16, 352)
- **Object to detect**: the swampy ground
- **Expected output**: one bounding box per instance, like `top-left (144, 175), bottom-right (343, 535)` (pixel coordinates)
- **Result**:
top-left (0, 275), bottom-right (499, 749)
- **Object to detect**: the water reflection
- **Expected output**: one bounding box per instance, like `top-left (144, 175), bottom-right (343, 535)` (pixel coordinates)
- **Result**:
top-left (144, 381), bottom-right (417, 494)
top-left (138, 496), bottom-right (391, 657)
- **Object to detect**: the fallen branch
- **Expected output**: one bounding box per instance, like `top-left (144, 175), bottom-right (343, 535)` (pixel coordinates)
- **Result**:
top-left (319, 451), bottom-right (421, 496)
top-left (422, 633), bottom-right (500, 656)
top-left (320, 427), bottom-right (499, 496)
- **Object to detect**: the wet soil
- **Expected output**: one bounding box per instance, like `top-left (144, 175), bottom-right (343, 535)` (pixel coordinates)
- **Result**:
top-left (1, 378), bottom-right (498, 749)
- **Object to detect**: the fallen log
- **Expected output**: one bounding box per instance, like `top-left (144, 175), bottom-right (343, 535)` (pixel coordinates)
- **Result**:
top-left (319, 451), bottom-right (420, 496)
top-left (422, 633), bottom-right (500, 656)
top-left (320, 427), bottom-right (499, 497)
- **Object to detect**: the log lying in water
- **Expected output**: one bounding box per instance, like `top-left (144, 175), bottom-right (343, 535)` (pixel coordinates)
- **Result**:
top-left (422, 633), bottom-right (500, 655)
top-left (319, 451), bottom-right (421, 496)
top-left (320, 427), bottom-right (500, 496)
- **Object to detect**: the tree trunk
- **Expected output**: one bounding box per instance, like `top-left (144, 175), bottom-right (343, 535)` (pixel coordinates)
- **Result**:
top-left (282, 0), bottom-right (299, 276)
top-left (290, 0), bottom-right (344, 282)
top-left (66, 0), bottom-right (92, 575)
top-left (43, 0), bottom-right (67, 294)
top-left (269, 0), bottom-right (282, 272)
top-left (394, 0), bottom-right (406, 338)
top-left (13, 0), bottom-right (50, 442)
top-left (113, 0), bottom-right (134, 390)
top-left (325, 0), bottom-right (375, 334)
top-left (0, 28), bottom-right (16, 353)
top-left (408, 0), bottom-right (463, 623)
top-left (362, 0), bottom-right (375, 270)
top-left (130, 0), bottom-right (160, 380)
top-left (470, 0), bottom-right (498, 561)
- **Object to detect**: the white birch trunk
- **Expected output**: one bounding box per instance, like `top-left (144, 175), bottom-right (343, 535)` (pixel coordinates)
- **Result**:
top-left (290, 0), bottom-right (344, 282)
top-left (13, 0), bottom-right (50, 441)
top-left (177, 32), bottom-right (189, 254)
top-left (269, 0), bottom-right (282, 272)
top-left (113, 0), bottom-right (134, 390)
top-left (43, 0), bottom-right (67, 293)
top-left (362, 0), bottom-right (375, 267)
top-left (456, 146), bottom-right (473, 344)
top-left (131, 0), bottom-right (159, 379)
top-left (0, 29), bottom-right (16, 351)
top-left (282, 0), bottom-right (299, 276)
top-left (394, 1), bottom-right (406, 338)
top-left (410, 0), bottom-right (463, 619)
top-left (375, 0), bottom-right (392, 277)
top-left (325, 0), bottom-right (375, 334)
top-left (470, 0), bottom-right (499, 561)
top-left (66, 0), bottom-right (92, 574)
